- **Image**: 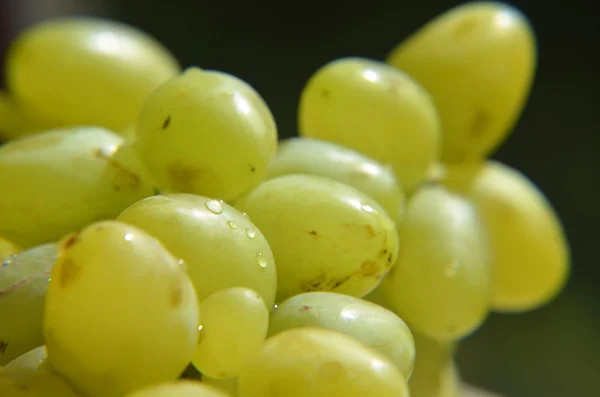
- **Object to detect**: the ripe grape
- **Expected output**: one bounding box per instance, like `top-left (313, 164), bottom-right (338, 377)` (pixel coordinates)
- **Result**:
top-left (238, 327), bottom-right (409, 397)
top-left (381, 184), bottom-right (491, 340)
top-left (268, 137), bottom-right (405, 224)
top-left (0, 127), bottom-right (156, 247)
top-left (235, 174), bottom-right (399, 301)
top-left (3, 346), bottom-right (47, 371)
top-left (44, 221), bottom-right (199, 397)
top-left (0, 243), bottom-right (56, 365)
top-left (133, 67), bottom-right (278, 201)
top-left (125, 381), bottom-right (228, 397)
top-left (6, 18), bottom-right (180, 133)
top-left (192, 287), bottom-right (268, 379)
top-left (0, 367), bottom-right (80, 397)
top-left (298, 57), bottom-right (440, 193)
top-left (268, 291), bottom-right (415, 379)
top-left (117, 193), bottom-right (277, 307)
top-left (444, 161), bottom-right (570, 312)
top-left (387, 2), bottom-right (536, 163)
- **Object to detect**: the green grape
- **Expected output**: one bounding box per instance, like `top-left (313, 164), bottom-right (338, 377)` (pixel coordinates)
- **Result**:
top-left (444, 161), bottom-right (570, 312)
top-left (4, 346), bottom-right (47, 371)
top-left (0, 237), bottom-right (20, 261)
top-left (192, 287), bottom-right (268, 379)
top-left (409, 332), bottom-right (460, 397)
top-left (387, 2), bottom-right (536, 163)
top-left (381, 184), bottom-right (491, 340)
top-left (0, 127), bottom-right (156, 248)
top-left (125, 381), bottom-right (228, 397)
top-left (298, 57), bottom-right (440, 193)
top-left (133, 67), bottom-right (278, 201)
top-left (0, 92), bottom-right (57, 142)
top-left (235, 174), bottom-right (400, 302)
top-left (201, 377), bottom-right (238, 396)
top-left (268, 291), bottom-right (415, 380)
top-left (267, 137), bottom-right (405, 225)
top-left (0, 243), bottom-right (56, 365)
top-left (44, 221), bottom-right (199, 397)
top-left (6, 18), bottom-right (180, 133)
top-left (238, 327), bottom-right (409, 397)
top-left (0, 367), bottom-right (81, 397)
top-left (117, 194), bottom-right (277, 307)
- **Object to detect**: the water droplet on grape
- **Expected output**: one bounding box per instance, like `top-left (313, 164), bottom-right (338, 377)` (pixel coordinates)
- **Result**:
top-left (256, 253), bottom-right (267, 268)
top-left (362, 205), bottom-right (375, 213)
top-left (227, 220), bottom-right (238, 229)
top-left (246, 228), bottom-right (256, 239)
top-left (178, 259), bottom-right (187, 271)
top-left (2, 254), bottom-right (16, 268)
top-left (242, 212), bottom-right (249, 219)
top-left (205, 199), bottom-right (223, 214)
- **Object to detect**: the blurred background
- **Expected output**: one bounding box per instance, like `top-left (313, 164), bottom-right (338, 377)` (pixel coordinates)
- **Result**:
top-left (1, 0), bottom-right (598, 396)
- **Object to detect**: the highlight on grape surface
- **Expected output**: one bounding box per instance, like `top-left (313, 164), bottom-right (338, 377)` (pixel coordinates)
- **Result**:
top-left (0, 2), bottom-right (570, 397)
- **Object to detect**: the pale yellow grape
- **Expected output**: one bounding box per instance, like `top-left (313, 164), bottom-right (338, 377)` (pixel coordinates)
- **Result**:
top-left (4, 346), bottom-right (47, 371)
top-left (0, 243), bottom-right (56, 365)
top-left (134, 67), bottom-right (278, 201)
top-left (201, 377), bottom-right (238, 396)
top-left (0, 237), bottom-right (20, 260)
top-left (235, 174), bottom-right (400, 302)
top-left (6, 18), bottom-right (180, 133)
top-left (125, 381), bottom-right (228, 397)
top-left (298, 57), bottom-right (440, 193)
top-left (238, 327), bottom-right (408, 397)
top-left (117, 194), bottom-right (277, 306)
top-left (445, 161), bottom-right (569, 312)
top-left (387, 2), bottom-right (536, 163)
top-left (0, 367), bottom-right (81, 397)
top-left (409, 332), bottom-right (459, 397)
top-left (44, 221), bottom-right (199, 397)
top-left (268, 292), bottom-right (415, 379)
top-left (0, 92), bottom-right (57, 141)
top-left (382, 184), bottom-right (491, 340)
top-left (268, 137), bottom-right (405, 224)
top-left (192, 287), bottom-right (269, 379)
top-left (0, 127), bottom-right (156, 247)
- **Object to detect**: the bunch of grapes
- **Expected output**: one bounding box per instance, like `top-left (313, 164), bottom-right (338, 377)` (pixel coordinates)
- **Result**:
top-left (0, 2), bottom-right (569, 397)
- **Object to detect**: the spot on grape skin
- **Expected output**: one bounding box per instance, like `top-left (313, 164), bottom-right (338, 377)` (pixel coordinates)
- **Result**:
top-left (469, 109), bottom-right (491, 138)
top-left (452, 17), bottom-right (479, 38)
top-left (162, 116), bottom-right (171, 130)
top-left (170, 285), bottom-right (183, 308)
top-left (319, 360), bottom-right (346, 380)
top-left (0, 340), bottom-right (8, 354)
top-left (166, 161), bottom-right (202, 192)
top-left (320, 89), bottom-right (330, 99)
top-left (58, 258), bottom-right (80, 288)
top-left (94, 148), bottom-right (141, 190)
top-left (357, 260), bottom-right (380, 277)
top-left (63, 232), bottom-right (79, 249)
top-left (364, 224), bottom-right (377, 238)
top-left (299, 305), bottom-right (313, 312)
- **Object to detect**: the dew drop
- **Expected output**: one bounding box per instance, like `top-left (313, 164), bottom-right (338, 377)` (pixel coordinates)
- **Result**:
top-left (242, 212), bottom-right (249, 219)
top-left (205, 199), bottom-right (223, 214)
top-left (178, 259), bottom-right (187, 272)
top-left (246, 228), bottom-right (256, 239)
top-left (256, 253), bottom-right (268, 268)
top-left (273, 304), bottom-right (279, 310)
top-left (227, 220), bottom-right (238, 230)
top-left (2, 254), bottom-right (16, 268)
top-left (362, 205), bottom-right (375, 213)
